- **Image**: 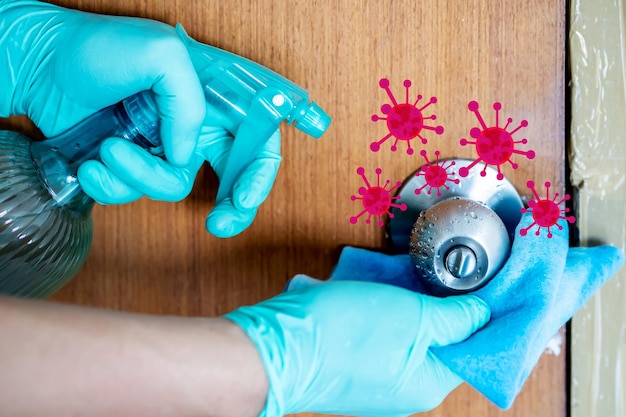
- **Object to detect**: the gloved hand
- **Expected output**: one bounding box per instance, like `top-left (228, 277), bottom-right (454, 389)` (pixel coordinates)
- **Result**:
top-left (79, 126), bottom-right (281, 238)
top-left (224, 281), bottom-right (491, 417)
top-left (285, 212), bottom-right (625, 409)
top-left (0, 0), bottom-right (281, 238)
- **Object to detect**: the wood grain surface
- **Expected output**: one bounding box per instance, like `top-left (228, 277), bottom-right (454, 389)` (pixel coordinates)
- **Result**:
top-left (1, 1), bottom-right (566, 416)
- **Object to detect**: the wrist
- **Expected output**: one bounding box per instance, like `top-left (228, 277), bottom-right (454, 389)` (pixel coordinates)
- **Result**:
top-left (224, 301), bottom-right (310, 416)
top-left (211, 317), bottom-right (270, 417)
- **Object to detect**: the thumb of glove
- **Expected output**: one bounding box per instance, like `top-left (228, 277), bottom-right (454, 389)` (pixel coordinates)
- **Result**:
top-left (397, 294), bottom-right (491, 413)
top-left (421, 295), bottom-right (491, 348)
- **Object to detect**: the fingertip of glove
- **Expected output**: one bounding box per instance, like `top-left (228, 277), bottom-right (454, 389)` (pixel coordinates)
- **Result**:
top-left (423, 294), bottom-right (491, 347)
top-left (438, 294), bottom-right (491, 334)
top-left (232, 159), bottom-right (281, 210)
top-left (461, 295), bottom-right (491, 328)
top-left (77, 159), bottom-right (143, 205)
top-left (205, 202), bottom-right (257, 238)
top-left (206, 218), bottom-right (241, 238)
top-left (233, 182), bottom-right (268, 211)
top-left (77, 161), bottom-right (107, 204)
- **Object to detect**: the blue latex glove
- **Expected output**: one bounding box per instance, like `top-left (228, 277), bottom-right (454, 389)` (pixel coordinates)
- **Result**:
top-left (225, 281), bottom-right (491, 417)
top-left (0, 0), bottom-right (281, 238)
top-left (81, 127), bottom-right (281, 238)
top-left (286, 212), bottom-right (625, 409)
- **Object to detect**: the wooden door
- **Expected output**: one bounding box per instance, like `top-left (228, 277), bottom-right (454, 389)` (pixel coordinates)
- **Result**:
top-left (1, 1), bottom-right (566, 416)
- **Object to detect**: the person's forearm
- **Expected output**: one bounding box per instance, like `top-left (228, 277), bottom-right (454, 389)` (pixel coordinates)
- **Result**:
top-left (0, 295), bottom-right (268, 417)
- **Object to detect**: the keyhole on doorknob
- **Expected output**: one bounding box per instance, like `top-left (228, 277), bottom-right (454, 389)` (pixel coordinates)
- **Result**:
top-left (445, 246), bottom-right (478, 279)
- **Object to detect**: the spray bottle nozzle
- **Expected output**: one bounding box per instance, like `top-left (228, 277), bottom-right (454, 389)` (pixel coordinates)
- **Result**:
top-left (175, 24), bottom-right (331, 208)
top-left (291, 101), bottom-right (332, 139)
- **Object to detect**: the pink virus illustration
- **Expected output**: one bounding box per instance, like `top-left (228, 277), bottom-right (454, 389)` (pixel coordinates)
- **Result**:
top-left (370, 78), bottom-right (444, 155)
top-left (458, 101), bottom-right (536, 180)
top-left (414, 150), bottom-right (460, 197)
top-left (350, 167), bottom-right (407, 226)
top-left (520, 181), bottom-right (576, 238)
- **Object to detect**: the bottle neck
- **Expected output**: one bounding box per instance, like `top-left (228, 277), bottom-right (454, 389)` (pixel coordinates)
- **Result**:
top-left (29, 91), bottom-right (161, 215)
top-left (29, 138), bottom-right (96, 217)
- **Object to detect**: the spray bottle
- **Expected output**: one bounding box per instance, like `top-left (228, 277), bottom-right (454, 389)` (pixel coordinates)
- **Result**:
top-left (0, 25), bottom-right (331, 298)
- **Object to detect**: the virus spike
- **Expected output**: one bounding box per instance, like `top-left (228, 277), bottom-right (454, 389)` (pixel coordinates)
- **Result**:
top-left (369, 132), bottom-right (393, 152)
top-left (404, 80), bottom-right (412, 104)
top-left (378, 78), bottom-right (398, 106)
top-left (468, 101), bottom-right (488, 130)
top-left (509, 119), bottom-right (529, 135)
top-left (459, 100), bottom-right (535, 181)
top-left (371, 78), bottom-right (444, 155)
top-left (417, 96), bottom-right (438, 112)
top-left (355, 166), bottom-right (371, 188)
top-left (413, 150), bottom-right (460, 197)
top-left (519, 180), bottom-right (576, 238)
top-left (350, 167), bottom-right (407, 227)
top-left (527, 180), bottom-right (541, 200)
top-left (494, 102), bottom-right (501, 127)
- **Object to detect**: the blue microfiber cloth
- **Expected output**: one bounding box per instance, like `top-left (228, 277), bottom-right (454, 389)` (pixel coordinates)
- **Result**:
top-left (286, 212), bottom-right (625, 409)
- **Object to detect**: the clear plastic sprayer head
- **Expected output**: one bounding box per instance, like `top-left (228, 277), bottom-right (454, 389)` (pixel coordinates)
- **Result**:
top-left (175, 24), bottom-right (331, 139)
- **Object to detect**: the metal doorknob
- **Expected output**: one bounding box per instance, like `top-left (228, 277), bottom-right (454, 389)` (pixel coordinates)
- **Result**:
top-left (409, 197), bottom-right (511, 295)
top-left (387, 158), bottom-right (524, 296)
